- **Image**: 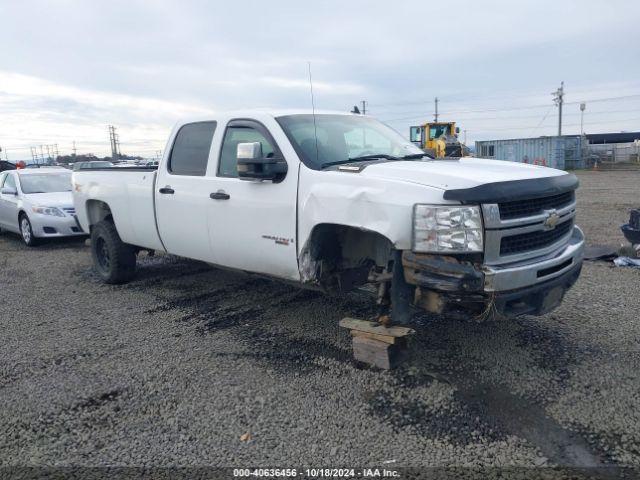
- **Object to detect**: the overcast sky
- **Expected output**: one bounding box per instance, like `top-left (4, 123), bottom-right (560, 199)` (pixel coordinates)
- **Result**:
top-left (1, 0), bottom-right (639, 159)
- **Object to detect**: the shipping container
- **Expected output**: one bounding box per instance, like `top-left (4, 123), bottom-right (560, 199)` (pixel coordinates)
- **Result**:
top-left (475, 135), bottom-right (584, 170)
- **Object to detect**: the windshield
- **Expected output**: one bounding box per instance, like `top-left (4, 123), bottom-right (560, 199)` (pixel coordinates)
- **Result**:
top-left (429, 124), bottom-right (450, 139)
top-left (276, 114), bottom-right (423, 169)
top-left (19, 173), bottom-right (72, 194)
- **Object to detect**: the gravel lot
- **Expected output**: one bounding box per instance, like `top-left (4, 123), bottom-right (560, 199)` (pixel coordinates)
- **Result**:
top-left (1, 170), bottom-right (639, 476)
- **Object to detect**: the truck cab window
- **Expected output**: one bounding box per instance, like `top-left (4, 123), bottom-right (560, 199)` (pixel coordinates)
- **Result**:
top-left (168, 121), bottom-right (217, 176)
top-left (218, 125), bottom-right (275, 178)
top-left (428, 124), bottom-right (448, 140)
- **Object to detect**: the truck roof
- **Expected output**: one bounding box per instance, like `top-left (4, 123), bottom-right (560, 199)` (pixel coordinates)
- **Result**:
top-left (176, 109), bottom-right (359, 125)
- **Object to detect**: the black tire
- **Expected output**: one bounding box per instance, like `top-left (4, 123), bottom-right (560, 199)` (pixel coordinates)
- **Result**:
top-left (19, 213), bottom-right (39, 247)
top-left (91, 220), bottom-right (136, 284)
top-left (390, 250), bottom-right (415, 324)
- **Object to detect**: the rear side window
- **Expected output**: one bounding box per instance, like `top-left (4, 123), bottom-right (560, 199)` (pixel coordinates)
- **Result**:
top-left (168, 121), bottom-right (217, 176)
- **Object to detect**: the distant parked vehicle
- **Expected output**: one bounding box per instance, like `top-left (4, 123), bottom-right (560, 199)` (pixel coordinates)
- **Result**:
top-left (0, 161), bottom-right (17, 172)
top-left (72, 161), bottom-right (114, 171)
top-left (145, 161), bottom-right (159, 167)
top-left (0, 169), bottom-right (85, 246)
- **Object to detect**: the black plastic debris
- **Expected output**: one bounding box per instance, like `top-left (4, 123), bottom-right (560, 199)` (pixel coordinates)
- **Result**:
top-left (621, 209), bottom-right (640, 245)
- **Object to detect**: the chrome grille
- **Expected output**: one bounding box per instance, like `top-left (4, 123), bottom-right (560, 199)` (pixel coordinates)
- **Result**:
top-left (498, 191), bottom-right (574, 220)
top-left (500, 219), bottom-right (573, 256)
top-left (62, 207), bottom-right (76, 216)
top-left (482, 192), bottom-right (577, 266)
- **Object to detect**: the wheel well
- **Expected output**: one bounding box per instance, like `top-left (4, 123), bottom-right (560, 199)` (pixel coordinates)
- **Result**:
top-left (299, 223), bottom-right (394, 291)
top-left (86, 200), bottom-right (113, 229)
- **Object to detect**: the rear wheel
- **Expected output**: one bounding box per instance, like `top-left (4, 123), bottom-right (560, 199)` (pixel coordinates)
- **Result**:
top-left (91, 220), bottom-right (136, 284)
top-left (19, 214), bottom-right (39, 247)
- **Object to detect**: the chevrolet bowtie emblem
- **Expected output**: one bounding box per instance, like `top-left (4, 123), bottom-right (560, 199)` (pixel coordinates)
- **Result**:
top-left (543, 209), bottom-right (560, 229)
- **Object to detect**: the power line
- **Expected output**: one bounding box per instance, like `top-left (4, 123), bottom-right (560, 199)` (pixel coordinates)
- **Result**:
top-left (383, 106), bottom-right (640, 124)
top-left (377, 93), bottom-right (640, 122)
top-left (380, 104), bottom-right (553, 122)
top-left (380, 97), bottom-right (640, 124)
top-left (529, 106), bottom-right (554, 137)
top-left (461, 116), bottom-right (640, 133)
top-left (370, 88), bottom-right (560, 109)
top-left (372, 90), bottom-right (640, 112)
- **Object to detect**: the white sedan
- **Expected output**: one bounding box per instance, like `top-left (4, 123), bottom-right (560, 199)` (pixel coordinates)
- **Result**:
top-left (0, 168), bottom-right (86, 246)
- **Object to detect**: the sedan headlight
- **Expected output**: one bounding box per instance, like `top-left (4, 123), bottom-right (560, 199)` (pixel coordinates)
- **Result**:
top-left (32, 206), bottom-right (65, 217)
top-left (413, 205), bottom-right (483, 253)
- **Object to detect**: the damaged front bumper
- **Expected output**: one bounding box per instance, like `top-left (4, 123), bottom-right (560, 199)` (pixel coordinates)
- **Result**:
top-left (402, 226), bottom-right (585, 317)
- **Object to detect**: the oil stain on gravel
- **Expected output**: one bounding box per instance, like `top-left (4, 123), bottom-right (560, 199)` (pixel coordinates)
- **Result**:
top-left (123, 253), bottom-right (626, 470)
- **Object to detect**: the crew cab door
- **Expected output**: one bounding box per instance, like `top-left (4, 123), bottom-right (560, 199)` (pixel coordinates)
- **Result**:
top-left (205, 118), bottom-right (300, 281)
top-left (155, 121), bottom-right (218, 261)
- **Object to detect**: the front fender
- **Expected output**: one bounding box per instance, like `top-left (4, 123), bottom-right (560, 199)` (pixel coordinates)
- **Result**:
top-left (297, 165), bottom-right (451, 255)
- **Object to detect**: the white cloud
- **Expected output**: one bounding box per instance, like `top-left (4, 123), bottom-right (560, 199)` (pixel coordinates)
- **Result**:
top-left (0, 71), bottom-right (214, 158)
top-left (0, 0), bottom-right (639, 159)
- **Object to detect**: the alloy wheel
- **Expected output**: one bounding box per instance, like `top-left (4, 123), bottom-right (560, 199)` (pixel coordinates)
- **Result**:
top-left (20, 217), bottom-right (31, 244)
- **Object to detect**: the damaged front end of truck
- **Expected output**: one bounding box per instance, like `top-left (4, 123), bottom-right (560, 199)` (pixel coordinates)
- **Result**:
top-left (298, 173), bottom-right (585, 323)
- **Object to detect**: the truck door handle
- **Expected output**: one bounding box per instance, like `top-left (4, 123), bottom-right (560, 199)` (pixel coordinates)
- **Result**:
top-left (159, 187), bottom-right (174, 194)
top-left (210, 191), bottom-right (230, 200)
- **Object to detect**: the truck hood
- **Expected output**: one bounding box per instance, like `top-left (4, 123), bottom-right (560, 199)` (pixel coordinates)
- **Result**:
top-left (358, 158), bottom-right (566, 191)
top-left (24, 191), bottom-right (74, 207)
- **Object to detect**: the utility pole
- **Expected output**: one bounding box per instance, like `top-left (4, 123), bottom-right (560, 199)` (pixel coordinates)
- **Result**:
top-left (552, 81), bottom-right (564, 136)
top-left (580, 103), bottom-right (586, 135)
top-left (360, 100), bottom-right (367, 115)
top-left (108, 125), bottom-right (121, 161)
top-left (463, 129), bottom-right (467, 145)
top-left (72, 140), bottom-right (77, 157)
top-left (434, 97), bottom-right (439, 122)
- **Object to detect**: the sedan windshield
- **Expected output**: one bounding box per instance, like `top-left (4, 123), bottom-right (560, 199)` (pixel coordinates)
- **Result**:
top-left (19, 174), bottom-right (72, 194)
top-left (276, 114), bottom-right (424, 169)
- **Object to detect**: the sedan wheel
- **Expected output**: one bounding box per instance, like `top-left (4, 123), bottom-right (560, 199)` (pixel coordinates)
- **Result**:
top-left (19, 215), bottom-right (38, 246)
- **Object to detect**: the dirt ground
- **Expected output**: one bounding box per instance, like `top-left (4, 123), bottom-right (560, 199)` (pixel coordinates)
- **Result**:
top-left (1, 169), bottom-right (638, 478)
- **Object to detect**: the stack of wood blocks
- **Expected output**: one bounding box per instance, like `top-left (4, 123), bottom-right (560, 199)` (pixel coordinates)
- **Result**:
top-left (339, 317), bottom-right (415, 369)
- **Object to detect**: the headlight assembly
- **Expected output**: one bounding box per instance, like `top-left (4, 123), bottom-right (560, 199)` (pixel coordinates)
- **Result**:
top-left (32, 206), bottom-right (65, 217)
top-left (413, 205), bottom-right (483, 253)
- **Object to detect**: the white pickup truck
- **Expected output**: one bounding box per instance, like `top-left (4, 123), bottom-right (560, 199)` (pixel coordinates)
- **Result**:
top-left (73, 110), bottom-right (584, 322)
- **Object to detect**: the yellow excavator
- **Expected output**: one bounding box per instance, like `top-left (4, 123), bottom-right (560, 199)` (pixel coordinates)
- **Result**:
top-left (409, 121), bottom-right (464, 158)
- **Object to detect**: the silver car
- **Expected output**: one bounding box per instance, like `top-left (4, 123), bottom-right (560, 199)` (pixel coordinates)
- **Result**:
top-left (0, 169), bottom-right (85, 246)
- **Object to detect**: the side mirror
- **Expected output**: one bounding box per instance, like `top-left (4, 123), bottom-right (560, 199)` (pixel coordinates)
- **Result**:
top-left (236, 142), bottom-right (287, 182)
top-left (455, 127), bottom-right (460, 134)
top-left (1, 186), bottom-right (17, 195)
